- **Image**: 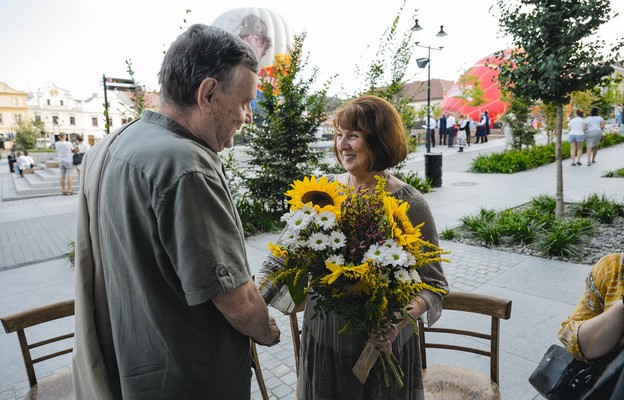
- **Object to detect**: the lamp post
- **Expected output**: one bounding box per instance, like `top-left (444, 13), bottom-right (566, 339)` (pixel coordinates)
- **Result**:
top-left (411, 19), bottom-right (447, 153)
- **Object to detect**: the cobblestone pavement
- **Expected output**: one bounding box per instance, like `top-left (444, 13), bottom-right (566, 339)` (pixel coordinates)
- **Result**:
top-left (2, 140), bottom-right (623, 400)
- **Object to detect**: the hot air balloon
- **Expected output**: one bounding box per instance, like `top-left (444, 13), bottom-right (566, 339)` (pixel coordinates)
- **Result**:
top-left (212, 7), bottom-right (293, 83)
top-left (440, 49), bottom-right (513, 123)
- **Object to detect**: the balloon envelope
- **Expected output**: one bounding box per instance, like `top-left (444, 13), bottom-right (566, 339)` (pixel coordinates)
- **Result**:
top-left (212, 7), bottom-right (293, 71)
top-left (440, 50), bottom-right (512, 123)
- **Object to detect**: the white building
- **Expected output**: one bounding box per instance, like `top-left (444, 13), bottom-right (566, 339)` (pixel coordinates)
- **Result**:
top-left (27, 83), bottom-right (141, 147)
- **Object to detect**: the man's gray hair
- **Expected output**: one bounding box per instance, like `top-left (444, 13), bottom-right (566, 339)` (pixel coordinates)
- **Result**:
top-left (158, 24), bottom-right (259, 113)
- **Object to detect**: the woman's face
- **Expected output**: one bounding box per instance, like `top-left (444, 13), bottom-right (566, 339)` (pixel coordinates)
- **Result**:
top-left (335, 127), bottom-right (370, 175)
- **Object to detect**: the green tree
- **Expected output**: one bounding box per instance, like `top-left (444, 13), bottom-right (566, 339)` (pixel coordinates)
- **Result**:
top-left (125, 59), bottom-right (151, 119)
top-left (244, 33), bottom-right (331, 213)
top-left (359, 1), bottom-right (418, 134)
top-left (14, 120), bottom-right (38, 150)
top-left (494, 0), bottom-right (623, 217)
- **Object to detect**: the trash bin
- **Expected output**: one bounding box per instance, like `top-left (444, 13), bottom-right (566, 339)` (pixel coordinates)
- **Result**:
top-left (424, 152), bottom-right (442, 188)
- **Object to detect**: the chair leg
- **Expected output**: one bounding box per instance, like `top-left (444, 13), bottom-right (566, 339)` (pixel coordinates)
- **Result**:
top-left (250, 340), bottom-right (269, 400)
top-left (289, 313), bottom-right (301, 375)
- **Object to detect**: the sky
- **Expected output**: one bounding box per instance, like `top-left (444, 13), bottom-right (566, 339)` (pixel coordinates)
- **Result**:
top-left (1, 0), bottom-right (622, 100)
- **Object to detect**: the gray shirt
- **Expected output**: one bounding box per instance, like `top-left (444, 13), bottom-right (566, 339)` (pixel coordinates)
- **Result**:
top-left (98, 110), bottom-right (252, 398)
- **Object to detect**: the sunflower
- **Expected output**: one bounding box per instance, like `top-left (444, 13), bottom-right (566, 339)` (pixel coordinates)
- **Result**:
top-left (384, 196), bottom-right (422, 246)
top-left (285, 175), bottom-right (347, 215)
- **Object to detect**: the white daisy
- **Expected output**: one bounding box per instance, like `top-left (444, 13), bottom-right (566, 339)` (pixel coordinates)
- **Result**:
top-left (287, 210), bottom-right (312, 232)
top-left (308, 232), bottom-right (330, 251)
top-left (328, 231), bottom-right (346, 250)
top-left (363, 244), bottom-right (386, 264)
top-left (326, 254), bottom-right (345, 265)
top-left (393, 269), bottom-right (411, 282)
top-left (314, 211), bottom-right (336, 230)
top-left (409, 269), bottom-right (422, 283)
top-left (384, 246), bottom-right (408, 267)
top-left (281, 230), bottom-right (302, 249)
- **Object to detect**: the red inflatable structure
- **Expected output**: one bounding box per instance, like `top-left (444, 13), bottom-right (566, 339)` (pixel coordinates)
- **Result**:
top-left (440, 49), bottom-right (513, 123)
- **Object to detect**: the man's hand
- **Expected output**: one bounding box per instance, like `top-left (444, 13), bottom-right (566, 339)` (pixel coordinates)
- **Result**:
top-left (213, 278), bottom-right (281, 345)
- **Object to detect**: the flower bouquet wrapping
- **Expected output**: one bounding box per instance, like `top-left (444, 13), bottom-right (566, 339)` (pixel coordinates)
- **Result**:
top-left (261, 175), bottom-right (449, 387)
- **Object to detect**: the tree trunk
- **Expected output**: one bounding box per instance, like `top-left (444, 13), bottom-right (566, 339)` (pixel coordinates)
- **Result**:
top-left (555, 104), bottom-right (564, 218)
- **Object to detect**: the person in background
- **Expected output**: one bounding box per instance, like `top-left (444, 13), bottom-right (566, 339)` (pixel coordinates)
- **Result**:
top-left (616, 104), bottom-right (622, 128)
top-left (438, 112), bottom-right (447, 146)
top-left (559, 253), bottom-right (624, 363)
top-left (54, 133), bottom-right (75, 195)
top-left (567, 109), bottom-right (585, 166)
top-left (475, 112), bottom-right (487, 144)
top-left (73, 136), bottom-right (91, 183)
top-left (260, 95), bottom-right (448, 400)
top-left (72, 24), bottom-right (280, 399)
top-left (484, 110), bottom-right (491, 141)
top-left (457, 114), bottom-right (469, 152)
top-left (446, 112), bottom-right (457, 148)
top-left (584, 107), bottom-right (605, 166)
top-left (502, 112), bottom-right (514, 151)
top-left (13, 151), bottom-right (30, 177)
top-left (426, 113), bottom-right (436, 148)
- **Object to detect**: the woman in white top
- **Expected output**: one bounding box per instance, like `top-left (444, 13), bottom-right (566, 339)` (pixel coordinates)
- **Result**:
top-left (567, 109), bottom-right (585, 166)
top-left (584, 107), bottom-right (605, 166)
top-left (73, 136), bottom-right (91, 182)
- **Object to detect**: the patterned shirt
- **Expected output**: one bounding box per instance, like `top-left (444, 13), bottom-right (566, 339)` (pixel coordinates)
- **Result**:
top-left (559, 253), bottom-right (624, 361)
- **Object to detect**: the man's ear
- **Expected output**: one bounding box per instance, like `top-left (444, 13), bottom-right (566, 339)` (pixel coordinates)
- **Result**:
top-left (197, 77), bottom-right (218, 112)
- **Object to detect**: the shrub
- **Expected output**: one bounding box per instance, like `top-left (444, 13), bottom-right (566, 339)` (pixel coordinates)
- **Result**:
top-left (236, 195), bottom-right (281, 237)
top-left (468, 134), bottom-right (624, 174)
top-left (603, 168), bottom-right (624, 178)
top-left (534, 219), bottom-right (589, 258)
top-left (574, 193), bottom-right (624, 222)
top-left (530, 195), bottom-right (556, 215)
top-left (392, 170), bottom-right (432, 194)
top-left (440, 228), bottom-right (456, 240)
top-left (497, 210), bottom-right (543, 244)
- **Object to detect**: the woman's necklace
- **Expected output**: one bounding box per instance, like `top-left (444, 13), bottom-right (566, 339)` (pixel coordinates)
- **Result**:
top-left (348, 170), bottom-right (390, 192)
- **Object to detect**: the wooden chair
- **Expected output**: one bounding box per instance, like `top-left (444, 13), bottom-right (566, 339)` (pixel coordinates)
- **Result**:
top-left (1, 299), bottom-right (75, 400)
top-left (286, 302), bottom-right (306, 376)
top-left (418, 291), bottom-right (512, 400)
top-left (250, 340), bottom-right (269, 400)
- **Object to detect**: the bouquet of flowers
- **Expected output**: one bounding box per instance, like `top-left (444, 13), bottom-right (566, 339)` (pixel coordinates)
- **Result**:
top-left (261, 175), bottom-right (449, 387)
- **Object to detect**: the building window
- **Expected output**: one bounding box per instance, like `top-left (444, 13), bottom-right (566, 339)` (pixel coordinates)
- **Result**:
top-left (47, 99), bottom-right (51, 106)
top-left (108, 118), bottom-right (113, 128)
top-left (92, 117), bottom-right (98, 127)
top-left (60, 100), bottom-right (64, 106)
top-left (52, 116), bottom-right (59, 125)
top-left (121, 118), bottom-right (128, 125)
top-left (15, 114), bottom-right (23, 123)
top-left (69, 116), bottom-right (76, 125)
top-left (0, 114), bottom-right (3, 124)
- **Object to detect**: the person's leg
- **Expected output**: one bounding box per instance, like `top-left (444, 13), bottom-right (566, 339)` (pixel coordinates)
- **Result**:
top-left (570, 142), bottom-right (576, 165)
top-left (576, 141), bottom-right (584, 165)
top-left (60, 164), bottom-right (67, 193)
top-left (67, 174), bottom-right (73, 194)
top-left (592, 146), bottom-right (598, 163)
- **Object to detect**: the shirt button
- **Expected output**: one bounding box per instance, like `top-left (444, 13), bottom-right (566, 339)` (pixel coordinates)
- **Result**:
top-left (217, 266), bottom-right (228, 276)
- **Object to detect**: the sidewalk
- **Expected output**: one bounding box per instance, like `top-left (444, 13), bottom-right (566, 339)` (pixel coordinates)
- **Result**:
top-left (1, 138), bottom-right (623, 399)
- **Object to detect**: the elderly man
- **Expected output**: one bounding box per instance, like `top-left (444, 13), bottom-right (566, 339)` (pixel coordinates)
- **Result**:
top-left (73, 24), bottom-right (280, 399)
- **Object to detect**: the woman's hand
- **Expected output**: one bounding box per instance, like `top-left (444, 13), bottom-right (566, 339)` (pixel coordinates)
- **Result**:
top-left (370, 296), bottom-right (428, 352)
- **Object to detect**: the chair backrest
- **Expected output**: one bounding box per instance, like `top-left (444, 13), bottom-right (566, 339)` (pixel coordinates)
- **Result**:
top-left (1, 299), bottom-right (75, 388)
top-left (418, 291), bottom-right (512, 384)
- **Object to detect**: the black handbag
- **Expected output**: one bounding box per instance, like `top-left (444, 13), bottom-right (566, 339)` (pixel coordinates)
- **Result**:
top-left (529, 344), bottom-right (615, 400)
top-left (73, 152), bottom-right (84, 165)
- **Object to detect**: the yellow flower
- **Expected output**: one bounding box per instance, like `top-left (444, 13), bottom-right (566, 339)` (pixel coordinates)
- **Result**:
top-left (268, 242), bottom-right (288, 259)
top-left (285, 175), bottom-right (346, 215)
top-left (384, 196), bottom-right (421, 246)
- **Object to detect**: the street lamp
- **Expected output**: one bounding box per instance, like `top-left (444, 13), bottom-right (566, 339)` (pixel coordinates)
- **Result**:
top-left (411, 18), bottom-right (447, 153)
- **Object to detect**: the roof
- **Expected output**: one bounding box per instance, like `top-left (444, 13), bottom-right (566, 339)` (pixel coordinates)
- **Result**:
top-left (399, 79), bottom-right (455, 102)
